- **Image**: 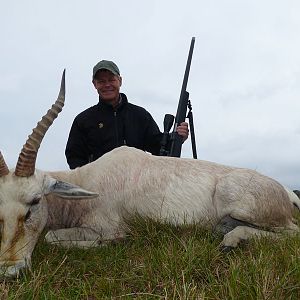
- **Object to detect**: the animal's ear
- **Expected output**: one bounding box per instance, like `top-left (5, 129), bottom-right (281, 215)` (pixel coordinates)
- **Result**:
top-left (47, 180), bottom-right (98, 199)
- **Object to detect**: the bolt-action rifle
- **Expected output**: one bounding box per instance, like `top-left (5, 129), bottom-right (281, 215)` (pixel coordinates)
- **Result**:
top-left (159, 37), bottom-right (197, 158)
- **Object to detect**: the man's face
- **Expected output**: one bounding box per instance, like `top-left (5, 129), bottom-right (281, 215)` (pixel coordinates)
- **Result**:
top-left (93, 70), bottom-right (122, 105)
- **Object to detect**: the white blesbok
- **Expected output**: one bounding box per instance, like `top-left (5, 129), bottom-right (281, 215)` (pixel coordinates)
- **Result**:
top-left (0, 71), bottom-right (300, 278)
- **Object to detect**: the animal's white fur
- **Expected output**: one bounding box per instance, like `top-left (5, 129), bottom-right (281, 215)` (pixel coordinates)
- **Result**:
top-left (0, 146), bottom-right (299, 277)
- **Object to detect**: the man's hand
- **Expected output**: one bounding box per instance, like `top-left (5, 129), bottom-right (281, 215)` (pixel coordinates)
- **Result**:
top-left (176, 122), bottom-right (189, 142)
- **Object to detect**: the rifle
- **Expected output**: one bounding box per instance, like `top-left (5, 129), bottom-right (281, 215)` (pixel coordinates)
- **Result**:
top-left (159, 37), bottom-right (197, 159)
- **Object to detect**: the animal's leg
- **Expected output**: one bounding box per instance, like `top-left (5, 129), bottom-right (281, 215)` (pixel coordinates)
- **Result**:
top-left (215, 215), bottom-right (255, 235)
top-left (220, 226), bottom-right (277, 248)
top-left (45, 228), bottom-right (101, 248)
top-left (45, 227), bottom-right (125, 248)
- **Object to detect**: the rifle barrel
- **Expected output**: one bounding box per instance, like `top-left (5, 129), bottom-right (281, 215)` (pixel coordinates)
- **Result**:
top-left (169, 37), bottom-right (195, 157)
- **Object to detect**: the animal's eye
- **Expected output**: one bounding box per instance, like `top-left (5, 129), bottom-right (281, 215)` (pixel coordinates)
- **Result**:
top-left (30, 197), bottom-right (41, 206)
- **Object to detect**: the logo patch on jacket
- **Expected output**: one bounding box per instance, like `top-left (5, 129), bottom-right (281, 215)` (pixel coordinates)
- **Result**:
top-left (98, 123), bottom-right (104, 128)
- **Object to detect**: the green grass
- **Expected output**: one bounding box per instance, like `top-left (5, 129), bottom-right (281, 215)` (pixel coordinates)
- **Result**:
top-left (2, 217), bottom-right (300, 299)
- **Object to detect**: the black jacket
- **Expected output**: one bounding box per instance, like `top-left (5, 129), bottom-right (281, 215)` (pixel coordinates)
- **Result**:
top-left (65, 93), bottom-right (163, 169)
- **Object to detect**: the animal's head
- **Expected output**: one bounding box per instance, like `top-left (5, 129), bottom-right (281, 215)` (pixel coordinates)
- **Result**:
top-left (0, 71), bottom-right (97, 278)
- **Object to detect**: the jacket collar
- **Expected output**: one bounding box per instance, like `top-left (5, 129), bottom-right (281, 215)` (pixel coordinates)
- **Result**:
top-left (97, 93), bottom-right (128, 111)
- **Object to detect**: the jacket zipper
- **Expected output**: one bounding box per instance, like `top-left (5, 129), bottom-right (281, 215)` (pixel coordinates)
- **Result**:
top-left (114, 111), bottom-right (119, 147)
top-left (114, 110), bottom-right (127, 146)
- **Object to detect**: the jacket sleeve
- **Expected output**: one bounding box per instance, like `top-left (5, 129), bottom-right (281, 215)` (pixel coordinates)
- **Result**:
top-left (143, 112), bottom-right (163, 155)
top-left (65, 118), bottom-right (90, 169)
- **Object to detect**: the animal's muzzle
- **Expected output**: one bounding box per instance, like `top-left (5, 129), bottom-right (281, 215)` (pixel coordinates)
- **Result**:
top-left (0, 259), bottom-right (29, 278)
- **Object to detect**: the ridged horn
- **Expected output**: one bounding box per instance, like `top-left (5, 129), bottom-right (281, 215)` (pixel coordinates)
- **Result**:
top-left (0, 151), bottom-right (9, 177)
top-left (14, 70), bottom-right (66, 177)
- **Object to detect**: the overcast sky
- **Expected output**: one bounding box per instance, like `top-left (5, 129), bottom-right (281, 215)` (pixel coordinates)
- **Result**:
top-left (1, 0), bottom-right (300, 189)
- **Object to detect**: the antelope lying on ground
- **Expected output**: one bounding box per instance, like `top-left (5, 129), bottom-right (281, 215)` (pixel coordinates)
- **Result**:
top-left (0, 71), bottom-right (299, 278)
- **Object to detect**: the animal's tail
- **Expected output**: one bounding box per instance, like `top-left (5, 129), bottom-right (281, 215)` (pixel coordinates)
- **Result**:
top-left (287, 189), bottom-right (300, 210)
top-left (293, 190), bottom-right (300, 199)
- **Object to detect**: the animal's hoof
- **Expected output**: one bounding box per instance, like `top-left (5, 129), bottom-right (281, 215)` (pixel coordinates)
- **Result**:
top-left (220, 245), bottom-right (234, 253)
top-left (45, 231), bottom-right (60, 245)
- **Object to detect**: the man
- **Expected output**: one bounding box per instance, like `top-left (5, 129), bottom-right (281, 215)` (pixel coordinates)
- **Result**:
top-left (65, 60), bottom-right (189, 169)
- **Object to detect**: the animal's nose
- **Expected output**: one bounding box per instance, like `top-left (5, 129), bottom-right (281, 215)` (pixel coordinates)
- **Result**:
top-left (0, 260), bottom-right (27, 278)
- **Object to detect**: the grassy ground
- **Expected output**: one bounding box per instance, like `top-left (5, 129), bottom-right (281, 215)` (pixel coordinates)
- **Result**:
top-left (1, 217), bottom-right (300, 299)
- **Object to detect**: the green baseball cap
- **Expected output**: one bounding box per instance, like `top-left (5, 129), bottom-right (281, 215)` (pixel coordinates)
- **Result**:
top-left (93, 60), bottom-right (120, 78)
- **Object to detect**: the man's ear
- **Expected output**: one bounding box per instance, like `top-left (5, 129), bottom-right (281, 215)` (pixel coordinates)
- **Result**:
top-left (92, 79), bottom-right (97, 89)
top-left (119, 76), bottom-right (122, 87)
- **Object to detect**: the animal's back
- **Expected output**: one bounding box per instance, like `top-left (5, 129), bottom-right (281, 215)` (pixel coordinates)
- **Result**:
top-left (100, 147), bottom-right (234, 225)
top-left (112, 147), bottom-right (296, 230)
top-left (50, 146), bottom-right (297, 230)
